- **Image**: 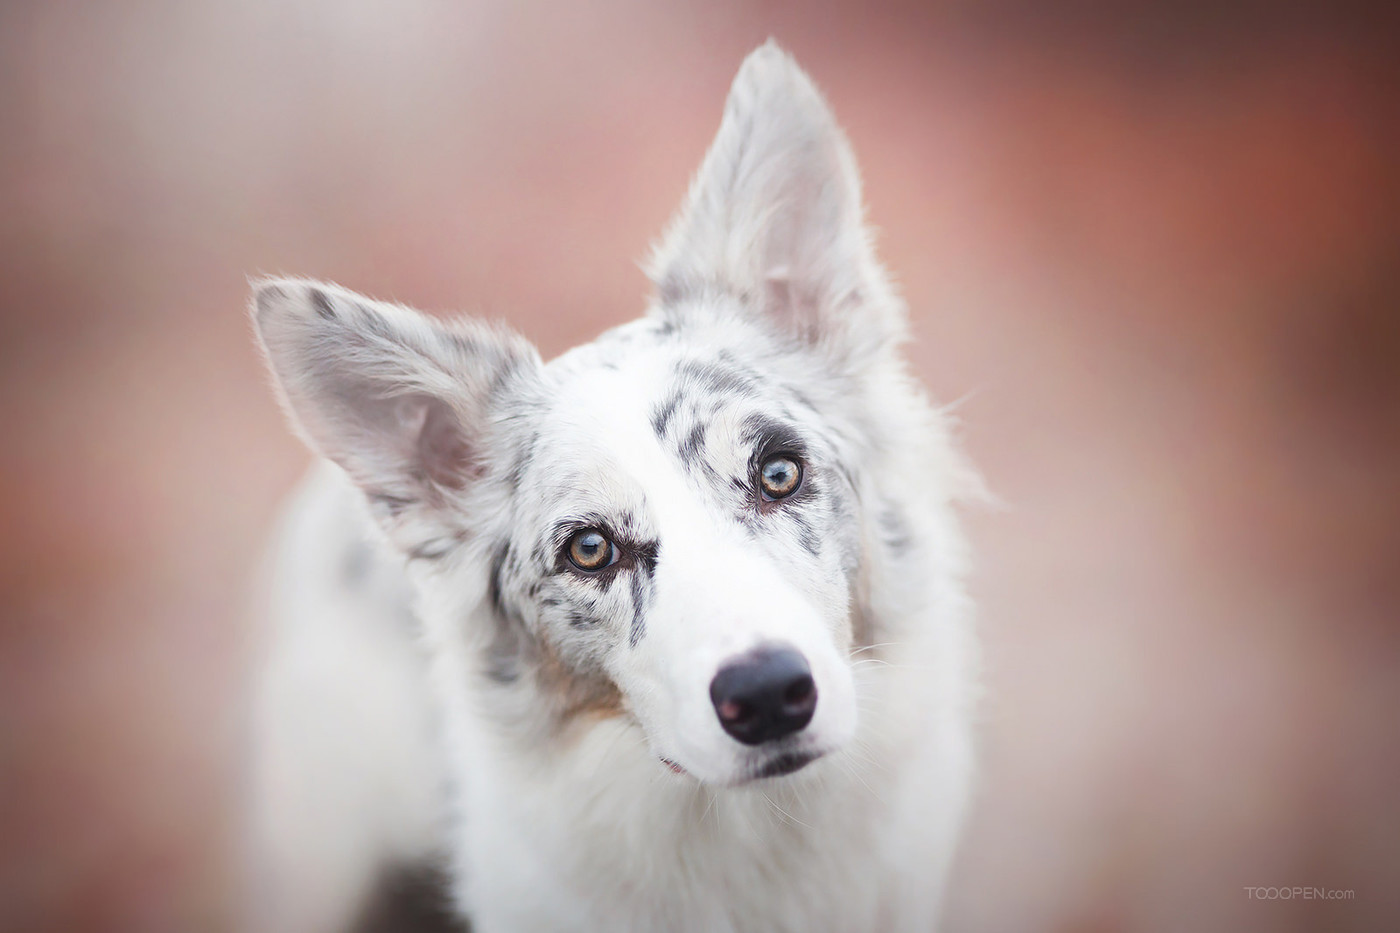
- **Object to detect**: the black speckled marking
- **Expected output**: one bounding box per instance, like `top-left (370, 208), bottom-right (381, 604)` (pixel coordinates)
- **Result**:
top-left (677, 358), bottom-right (760, 399)
top-left (309, 287), bottom-right (336, 319)
top-left (368, 491), bottom-right (417, 518)
top-left (255, 284), bottom-right (286, 317)
top-left (678, 420), bottom-right (708, 466)
top-left (568, 609), bottom-right (599, 628)
top-left (878, 504), bottom-right (914, 556)
top-left (488, 542), bottom-right (510, 618)
top-left (790, 510), bottom-right (822, 557)
top-left (627, 539), bottom-right (659, 647)
top-left (627, 573), bottom-right (648, 648)
top-left (651, 391), bottom-right (683, 439)
top-left (407, 535), bottom-right (461, 562)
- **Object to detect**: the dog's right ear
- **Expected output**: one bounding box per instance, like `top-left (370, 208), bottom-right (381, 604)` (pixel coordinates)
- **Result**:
top-left (251, 278), bottom-right (540, 544)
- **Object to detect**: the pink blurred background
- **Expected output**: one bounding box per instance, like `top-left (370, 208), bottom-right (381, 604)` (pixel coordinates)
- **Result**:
top-left (1, 2), bottom-right (1396, 931)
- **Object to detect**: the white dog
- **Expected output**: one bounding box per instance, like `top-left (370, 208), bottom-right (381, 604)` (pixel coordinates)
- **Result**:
top-left (245, 41), bottom-right (980, 933)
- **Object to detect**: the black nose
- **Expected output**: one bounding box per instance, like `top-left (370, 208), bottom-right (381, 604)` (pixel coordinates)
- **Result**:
top-left (710, 646), bottom-right (818, 745)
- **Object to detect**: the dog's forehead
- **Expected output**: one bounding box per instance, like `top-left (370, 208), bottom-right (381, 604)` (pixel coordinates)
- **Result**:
top-left (543, 332), bottom-right (669, 430)
top-left (506, 323), bottom-right (778, 524)
top-left (532, 335), bottom-right (691, 485)
top-left (537, 321), bottom-right (784, 450)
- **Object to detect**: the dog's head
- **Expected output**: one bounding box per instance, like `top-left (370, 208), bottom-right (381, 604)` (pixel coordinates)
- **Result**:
top-left (253, 44), bottom-right (944, 786)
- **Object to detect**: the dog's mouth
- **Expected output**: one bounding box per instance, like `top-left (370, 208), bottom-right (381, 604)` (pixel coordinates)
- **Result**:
top-left (748, 750), bottom-right (818, 780)
top-left (659, 749), bottom-right (822, 784)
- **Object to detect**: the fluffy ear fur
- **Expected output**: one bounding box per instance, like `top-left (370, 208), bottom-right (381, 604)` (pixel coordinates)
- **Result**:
top-left (251, 278), bottom-right (540, 543)
top-left (648, 40), bottom-right (904, 364)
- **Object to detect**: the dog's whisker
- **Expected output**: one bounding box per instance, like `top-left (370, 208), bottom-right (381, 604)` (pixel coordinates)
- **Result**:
top-left (846, 641), bottom-right (906, 659)
top-left (834, 754), bottom-right (887, 807)
top-left (700, 787), bottom-right (719, 826)
top-left (849, 658), bottom-right (894, 669)
top-left (761, 790), bottom-right (813, 831)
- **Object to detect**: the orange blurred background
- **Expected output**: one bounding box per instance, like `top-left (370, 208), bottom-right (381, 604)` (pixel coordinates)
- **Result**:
top-left (1, 2), bottom-right (1396, 931)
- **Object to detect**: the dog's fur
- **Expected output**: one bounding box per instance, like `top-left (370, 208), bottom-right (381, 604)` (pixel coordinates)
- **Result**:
top-left (245, 42), bottom-right (980, 933)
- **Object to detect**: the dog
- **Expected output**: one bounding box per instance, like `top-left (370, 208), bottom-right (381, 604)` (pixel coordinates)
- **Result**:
top-left (244, 41), bottom-right (981, 933)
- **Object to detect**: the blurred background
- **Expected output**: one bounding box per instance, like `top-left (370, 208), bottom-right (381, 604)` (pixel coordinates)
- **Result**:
top-left (1, 1), bottom-right (1397, 930)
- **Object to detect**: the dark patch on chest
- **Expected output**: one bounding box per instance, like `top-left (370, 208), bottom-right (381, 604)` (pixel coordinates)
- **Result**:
top-left (351, 860), bottom-right (464, 933)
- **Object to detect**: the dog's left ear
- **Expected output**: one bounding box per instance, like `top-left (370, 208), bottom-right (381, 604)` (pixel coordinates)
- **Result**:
top-left (648, 41), bottom-right (904, 366)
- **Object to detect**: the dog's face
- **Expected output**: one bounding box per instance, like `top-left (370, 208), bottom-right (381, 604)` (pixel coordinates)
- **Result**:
top-left (254, 44), bottom-right (916, 786)
top-left (486, 311), bottom-right (869, 784)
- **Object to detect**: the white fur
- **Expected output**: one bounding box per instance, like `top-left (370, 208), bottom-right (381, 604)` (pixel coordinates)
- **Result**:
top-left (244, 465), bottom-right (444, 932)
top-left (244, 41), bottom-right (980, 932)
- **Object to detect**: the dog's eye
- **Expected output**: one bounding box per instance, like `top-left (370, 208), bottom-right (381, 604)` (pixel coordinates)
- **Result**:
top-left (759, 456), bottom-right (803, 500)
top-left (566, 529), bottom-right (616, 572)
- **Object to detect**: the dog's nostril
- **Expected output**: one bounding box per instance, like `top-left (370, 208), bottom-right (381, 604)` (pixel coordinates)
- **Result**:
top-left (717, 699), bottom-right (754, 725)
top-left (709, 646), bottom-right (818, 746)
top-left (782, 675), bottom-right (815, 711)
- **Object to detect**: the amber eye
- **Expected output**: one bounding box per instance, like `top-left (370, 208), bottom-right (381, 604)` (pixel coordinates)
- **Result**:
top-left (759, 455), bottom-right (802, 500)
top-left (567, 529), bottom-right (615, 572)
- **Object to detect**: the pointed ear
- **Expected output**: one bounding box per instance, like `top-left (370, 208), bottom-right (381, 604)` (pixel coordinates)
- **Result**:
top-left (648, 41), bottom-right (903, 362)
top-left (251, 277), bottom-right (540, 542)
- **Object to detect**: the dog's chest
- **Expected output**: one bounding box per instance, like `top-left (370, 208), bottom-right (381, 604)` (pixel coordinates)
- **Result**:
top-left (458, 751), bottom-right (904, 933)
